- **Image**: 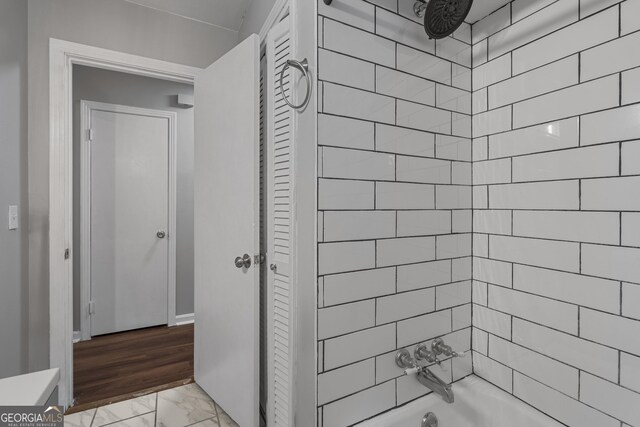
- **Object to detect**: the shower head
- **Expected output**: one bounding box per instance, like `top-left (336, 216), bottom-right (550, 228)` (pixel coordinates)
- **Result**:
top-left (414, 0), bottom-right (473, 40)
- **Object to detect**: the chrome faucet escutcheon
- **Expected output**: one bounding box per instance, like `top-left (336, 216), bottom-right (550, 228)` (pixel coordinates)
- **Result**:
top-left (395, 337), bottom-right (467, 404)
top-left (432, 338), bottom-right (467, 358)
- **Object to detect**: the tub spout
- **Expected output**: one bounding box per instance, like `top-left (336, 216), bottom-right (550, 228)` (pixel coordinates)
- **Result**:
top-left (416, 367), bottom-right (454, 404)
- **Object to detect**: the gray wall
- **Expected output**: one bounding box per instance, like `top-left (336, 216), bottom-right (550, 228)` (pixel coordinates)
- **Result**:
top-left (238, 0), bottom-right (277, 42)
top-left (0, 0), bottom-right (28, 379)
top-left (27, 0), bottom-right (238, 372)
top-left (72, 65), bottom-right (195, 332)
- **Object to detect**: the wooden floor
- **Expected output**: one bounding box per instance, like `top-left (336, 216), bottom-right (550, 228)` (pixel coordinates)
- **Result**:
top-left (72, 324), bottom-right (194, 411)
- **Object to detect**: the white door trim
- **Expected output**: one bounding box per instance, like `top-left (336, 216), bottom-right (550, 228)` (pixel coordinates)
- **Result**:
top-left (79, 100), bottom-right (178, 341)
top-left (49, 37), bottom-right (200, 408)
top-left (289, 0), bottom-right (319, 422)
top-left (258, 0), bottom-right (289, 43)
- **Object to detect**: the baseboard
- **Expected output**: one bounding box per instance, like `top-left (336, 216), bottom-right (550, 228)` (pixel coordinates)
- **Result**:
top-left (175, 313), bottom-right (194, 326)
top-left (73, 331), bottom-right (82, 343)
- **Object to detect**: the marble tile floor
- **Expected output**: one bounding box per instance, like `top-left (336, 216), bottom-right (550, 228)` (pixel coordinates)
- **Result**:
top-left (64, 383), bottom-right (239, 427)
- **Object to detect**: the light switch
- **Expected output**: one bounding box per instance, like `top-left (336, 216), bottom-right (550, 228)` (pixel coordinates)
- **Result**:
top-left (8, 205), bottom-right (18, 230)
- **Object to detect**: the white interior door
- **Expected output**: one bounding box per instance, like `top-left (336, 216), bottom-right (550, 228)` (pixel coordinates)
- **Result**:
top-left (194, 35), bottom-right (260, 427)
top-left (89, 105), bottom-right (170, 336)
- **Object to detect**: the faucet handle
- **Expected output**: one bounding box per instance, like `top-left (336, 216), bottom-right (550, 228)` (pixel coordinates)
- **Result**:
top-left (414, 344), bottom-right (438, 363)
top-left (395, 349), bottom-right (416, 369)
top-left (432, 338), bottom-right (466, 358)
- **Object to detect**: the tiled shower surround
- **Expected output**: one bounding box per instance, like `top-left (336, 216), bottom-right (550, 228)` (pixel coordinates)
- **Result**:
top-left (315, 0), bottom-right (640, 426)
top-left (471, 0), bottom-right (640, 426)
top-left (316, 0), bottom-right (473, 425)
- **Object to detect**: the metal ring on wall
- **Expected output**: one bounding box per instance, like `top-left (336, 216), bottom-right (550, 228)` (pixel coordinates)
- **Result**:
top-left (279, 58), bottom-right (312, 110)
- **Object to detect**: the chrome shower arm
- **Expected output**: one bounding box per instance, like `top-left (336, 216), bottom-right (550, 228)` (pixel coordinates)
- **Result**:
top-left (414, 0), bottom-right (429, 17)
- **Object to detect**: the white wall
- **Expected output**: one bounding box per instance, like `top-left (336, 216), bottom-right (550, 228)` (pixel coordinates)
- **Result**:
top-left (0, 0), bottom-right (28, 379)
top-left (315, 0), bottom-right (473, 424)
top-left (26, 0), bottom-right (238, 372)
top-left (72, 65), bottom-right (196, 332)
top-left (471, 1), bottom-right (640, 426)
top-left (238, 0), bottom-right (278, 42)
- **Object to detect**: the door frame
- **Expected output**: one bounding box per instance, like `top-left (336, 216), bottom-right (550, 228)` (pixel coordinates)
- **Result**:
top-left (79, 100), bottom-right (178, 341)
top-left (258, 0), bottom-right (289, 42)
top-left (49, 3), bottom-right (318, 412)
top-left (49, 38), bottom-right (200, 408)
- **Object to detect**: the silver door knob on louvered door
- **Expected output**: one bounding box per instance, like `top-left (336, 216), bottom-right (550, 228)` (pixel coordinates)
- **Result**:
top-left (234, 254), bottom-right (252, 269)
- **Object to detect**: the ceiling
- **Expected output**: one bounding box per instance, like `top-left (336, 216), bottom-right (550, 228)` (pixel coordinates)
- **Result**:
top-left (123, 0), bottom-right (253, 32)
top-left (466, 0), bottom-right (512, 23)
top-left (123, 0), bottom-right (512, 33)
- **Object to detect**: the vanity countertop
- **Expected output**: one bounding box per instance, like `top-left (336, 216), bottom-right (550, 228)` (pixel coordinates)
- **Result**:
top-left (0, 368), bottom-right (60, 406)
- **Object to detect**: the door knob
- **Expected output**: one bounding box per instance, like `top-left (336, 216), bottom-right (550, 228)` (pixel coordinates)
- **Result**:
top-left (235, 254), bottom-right (252, 269)
top-left (157, 230), bottom-right (166, 239)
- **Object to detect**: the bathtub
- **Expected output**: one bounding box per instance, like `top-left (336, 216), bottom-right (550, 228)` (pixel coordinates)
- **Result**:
top-left (357, 375), bottom-right (562, 427)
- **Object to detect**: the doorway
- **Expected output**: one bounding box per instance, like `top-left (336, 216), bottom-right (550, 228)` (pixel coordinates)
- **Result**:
top-left (50, 36), bottom-right (264, 427)
top-left (71, 65), bottom-right (195, 408)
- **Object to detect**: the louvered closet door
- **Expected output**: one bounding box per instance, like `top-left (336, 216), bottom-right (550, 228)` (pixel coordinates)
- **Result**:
top-left (266, 16), bottom-right (295, 427)
top-left (259, 51), bottom-right (268, 421)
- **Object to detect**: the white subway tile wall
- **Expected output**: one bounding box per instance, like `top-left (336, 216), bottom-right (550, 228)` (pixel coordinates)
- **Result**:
top-left (472, 1), bottom-right (640, 427)
top-left (315, 0), bottom-right (640, 425)
top-left (317, 0), bottom-right (472, 423)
